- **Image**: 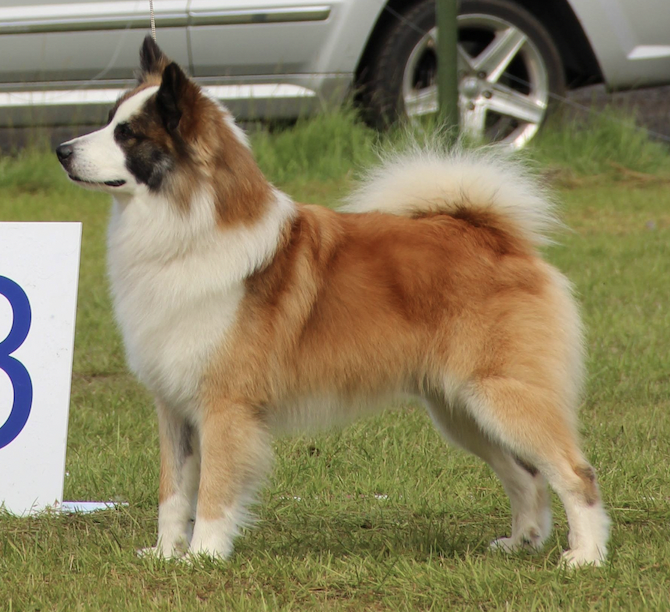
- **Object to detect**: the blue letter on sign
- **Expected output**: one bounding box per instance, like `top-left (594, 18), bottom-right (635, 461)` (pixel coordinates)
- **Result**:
top-left (0, 276), bottom-right (33, 449)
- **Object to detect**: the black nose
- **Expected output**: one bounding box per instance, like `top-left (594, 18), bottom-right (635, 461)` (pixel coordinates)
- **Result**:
top-left (56, 143), bottom-right (73, 163)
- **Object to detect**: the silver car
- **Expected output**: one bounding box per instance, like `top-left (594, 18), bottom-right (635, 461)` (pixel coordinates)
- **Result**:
top-left (0, 0), bottom-right (668, 147)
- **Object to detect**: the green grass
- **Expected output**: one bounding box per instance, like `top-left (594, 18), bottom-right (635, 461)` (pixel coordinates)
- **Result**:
top-left (531, 106), bottom-right (670, 178)
top-left (1, 110), bottom-right (670, 610)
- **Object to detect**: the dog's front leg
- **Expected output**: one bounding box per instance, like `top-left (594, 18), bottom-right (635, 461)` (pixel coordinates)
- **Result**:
top-left (141, 400), bottom-right (200, 559)
top-left (189, 401), bottom-right (272, 560)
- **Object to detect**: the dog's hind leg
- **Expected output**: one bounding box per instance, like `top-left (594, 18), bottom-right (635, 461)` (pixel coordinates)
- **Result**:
top-left (460, 377), bottom-right (610, 567)
top-left (189, 401), bottom-right (272, 560)
top-left (425, 398), bottom-right (552, 552)
top-left (141, 400), bottom-right (200, 559)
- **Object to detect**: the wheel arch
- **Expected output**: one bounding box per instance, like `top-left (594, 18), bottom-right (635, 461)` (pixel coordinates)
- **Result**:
top-left (354, 0), bottom-right (603, 93)
top-left (353, 0), bottom-right (418, 101)
top-left (509, 0), bottom-right (602, 87)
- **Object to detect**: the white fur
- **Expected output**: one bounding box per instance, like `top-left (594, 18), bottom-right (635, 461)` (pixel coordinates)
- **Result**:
top-left (115, 86), bottom-right (160, 123)
top-left (147, 496), bottom-right (192, 559)
top-left (107, 187), bottom-right (295, 416)
top-left (489, 467), bottom-right (552, 552)
top-left (342, 148), bottom-right (559, 246)
top-left (62, 87), bottom-right (159, 192)
top-left (189, 510), bottom-right (246, 560)
top-left (154, 454), bottom-right (200, 558)
top-left (560, 499), bottom-right (611, 567)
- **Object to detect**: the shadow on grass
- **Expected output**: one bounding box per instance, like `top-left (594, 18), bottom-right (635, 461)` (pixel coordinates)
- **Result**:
top-left (245, 505), bottom-right (501, 562)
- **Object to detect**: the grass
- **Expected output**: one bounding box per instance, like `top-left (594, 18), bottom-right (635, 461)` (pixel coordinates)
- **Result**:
top-left (531, 106), bottom-right (670, 177)
top-left (1, 110), bottom-right (670, 610)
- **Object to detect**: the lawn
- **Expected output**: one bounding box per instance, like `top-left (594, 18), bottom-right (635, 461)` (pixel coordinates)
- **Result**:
top-left (0, 112), bottom-right (669, 611)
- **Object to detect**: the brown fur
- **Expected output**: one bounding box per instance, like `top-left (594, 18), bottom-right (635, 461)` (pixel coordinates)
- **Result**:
top-left (205, 204), bottom-right (557, 403)
top-left (145, 69), bottom-right (270, 222)
top-left (574, 464), bottom-right (599, 506)
top-left (193, 201), bottom-right (599, 524)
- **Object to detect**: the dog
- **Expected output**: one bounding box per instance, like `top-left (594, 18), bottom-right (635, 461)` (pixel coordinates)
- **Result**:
top-left (56, 35), bottom-right (609, 567)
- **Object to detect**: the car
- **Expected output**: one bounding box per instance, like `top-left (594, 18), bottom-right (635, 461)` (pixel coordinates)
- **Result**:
top-left (0, 0), bottom-right (668, 148)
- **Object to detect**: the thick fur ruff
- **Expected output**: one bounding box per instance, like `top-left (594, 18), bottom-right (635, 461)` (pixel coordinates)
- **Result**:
top-left (57, 36), bottom-right (609, 568)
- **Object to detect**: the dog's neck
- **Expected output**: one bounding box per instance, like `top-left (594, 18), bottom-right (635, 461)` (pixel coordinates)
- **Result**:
top-left (107, 187), bottom-right (296, 284)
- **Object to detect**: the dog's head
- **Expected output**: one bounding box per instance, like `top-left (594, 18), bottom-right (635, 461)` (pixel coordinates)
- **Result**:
top-left (56, 36), bottom-right (267, 219)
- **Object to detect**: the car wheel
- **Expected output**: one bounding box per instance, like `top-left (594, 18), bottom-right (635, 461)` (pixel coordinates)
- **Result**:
top-left (364, 0), bottom-right (566, 148)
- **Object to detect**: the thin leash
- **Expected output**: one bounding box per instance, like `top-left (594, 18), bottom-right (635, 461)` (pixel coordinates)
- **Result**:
top-left (149, 0), bottom-right (157, 41)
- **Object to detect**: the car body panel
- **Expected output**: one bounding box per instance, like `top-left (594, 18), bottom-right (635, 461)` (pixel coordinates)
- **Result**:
top-left (569, 0), bottom-right (670, 88)
top-left (0, 2), bottom-right (189, 82)
top-left (0, 0), bottom-right (668, 127)
top-left (187, 1), bottom-right (383, 76)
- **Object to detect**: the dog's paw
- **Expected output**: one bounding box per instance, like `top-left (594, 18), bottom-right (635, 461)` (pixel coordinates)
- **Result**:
top-left (490, 532), bottom-right (543, 553)
top-left (188, 522), bottom-right (235, 562)
top-left (184, 546), bottom-right (232, 563)
top-left (490, 536), bottom-right (520, 553)
top-left (136, 545), bottom-right (186, 561)
top-left (137, 546), bottom-right (163, 559)
top-left (560, 547), bottom-right (606, 569)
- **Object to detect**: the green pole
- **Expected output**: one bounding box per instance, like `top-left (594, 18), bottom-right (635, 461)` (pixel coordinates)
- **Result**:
top-left (436, 0), bottom-right (459, 135)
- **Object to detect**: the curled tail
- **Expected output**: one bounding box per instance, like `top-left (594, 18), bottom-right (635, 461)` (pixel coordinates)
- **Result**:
top-left (341, 148), bottom-right (559, 247)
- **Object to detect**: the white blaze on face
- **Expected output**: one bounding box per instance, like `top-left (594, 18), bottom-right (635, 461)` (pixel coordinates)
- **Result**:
top-left (61, 86), bottom-right (159, 193)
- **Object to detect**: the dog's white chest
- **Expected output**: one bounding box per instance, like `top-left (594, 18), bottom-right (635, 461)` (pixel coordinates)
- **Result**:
top-left (106, 201), bottom-right (248, 413)
top-left (112, 259), bottom-right (243, 411)
top-left (105, 190), bottom-right (293, 413)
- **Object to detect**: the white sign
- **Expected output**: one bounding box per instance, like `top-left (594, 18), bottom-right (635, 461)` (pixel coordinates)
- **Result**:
top-left (0, 222), bottom-right (81, 515)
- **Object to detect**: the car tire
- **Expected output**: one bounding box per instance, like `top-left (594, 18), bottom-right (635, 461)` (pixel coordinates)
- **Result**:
top-left (363, 0), bottom-right (566, 147)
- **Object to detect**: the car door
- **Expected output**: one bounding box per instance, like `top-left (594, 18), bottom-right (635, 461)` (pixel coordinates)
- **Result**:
top-left (0, 0), bottom-right (189, 84)
top-left (186, 0), bottom-right (384, 119)
top-left (187, 0), bottom-right (336, 78)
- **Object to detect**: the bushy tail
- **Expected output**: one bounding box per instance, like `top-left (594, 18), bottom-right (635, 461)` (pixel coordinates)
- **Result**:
top-left (341, 148), bottom-right (559, 246)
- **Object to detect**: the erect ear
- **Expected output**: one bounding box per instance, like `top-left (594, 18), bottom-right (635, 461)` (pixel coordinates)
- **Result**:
top-left (138, 34), bottom-right (169, 80)
top-left (156, 62), bottom-right (189, 133)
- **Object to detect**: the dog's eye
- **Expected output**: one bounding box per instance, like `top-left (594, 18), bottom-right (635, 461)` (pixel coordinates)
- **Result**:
top-left (115, 122), bottom-right (134, 141)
